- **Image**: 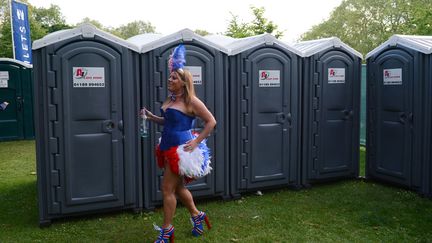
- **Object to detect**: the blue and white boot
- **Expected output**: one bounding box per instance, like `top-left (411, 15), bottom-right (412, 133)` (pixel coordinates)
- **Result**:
top-left (154, 224), bottom-right (175, 243)
top-left (190, 211), bottom-right (212, 237)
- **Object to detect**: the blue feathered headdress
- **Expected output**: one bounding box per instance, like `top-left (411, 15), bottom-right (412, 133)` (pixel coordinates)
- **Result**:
top-left (168, 44), bottom-right (186, 73)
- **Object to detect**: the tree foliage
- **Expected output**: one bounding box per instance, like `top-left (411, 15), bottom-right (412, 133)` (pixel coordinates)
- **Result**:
top-left (225, 13), bottom-right (252, 38)
top-left (75, 18), bottom-right (156, 39)
top-left (0, 0), bottom-right (52, 58)
top-left (33, 4), bottom-right (70, 33)
top-left (75, 17), bottom-right (105, 29)
top-left (0, 0), bottom-right (68, 58)
top-left (249, 6), bottom-right (283, 38)
top-left (301, 0), bottom-right (432, 57)
top-left (0, 0), bottom-right (13, 58)
top-left (194, 29), bottom-right (211, 36)
top-left (113, 20), bottom-right (156, 39)
top-left (225, 6), bottom-right (284, 39)
top-left (0, 0), bottom-right (7, 24)
top-left (0, 1), bottom-right (156, 58)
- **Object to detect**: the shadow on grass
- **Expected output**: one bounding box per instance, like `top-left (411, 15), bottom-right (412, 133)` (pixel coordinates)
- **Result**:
top-left (1, 182), bottom-right (146, 227)
top-left (0, 180), bottom-right (39, 229)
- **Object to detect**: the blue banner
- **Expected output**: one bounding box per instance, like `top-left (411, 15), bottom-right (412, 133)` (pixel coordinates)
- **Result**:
top-left (11, 0), bottom-right (32, 64)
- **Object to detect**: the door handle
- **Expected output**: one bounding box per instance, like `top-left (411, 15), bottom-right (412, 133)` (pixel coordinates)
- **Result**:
top-left (286, 113), bottom-right (292, 126)
top-left (16, 97), bottom-right (23, 112)
top-left (342, 109), bottom-right (352, 120)
top-left (118, 120), bottom-right (124, 131)
top-left (277, 113), bottom-right (286, 123)
top-left (399, 112), bottom-right (406, 124)
top-left (102, 120), bottom-right (115, 133)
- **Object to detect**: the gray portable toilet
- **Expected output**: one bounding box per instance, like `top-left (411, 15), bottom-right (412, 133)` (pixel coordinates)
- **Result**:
top-left (138, 29), bottom-right (230, 209)
top-left (365, 35), bottom-right (432, 196)
top-left (0, 58), bottom-right (34, 140)
top-left (33, 24), bottom-right (142, 225)
top-left (293, 37), bottom-right (362, 186)
top-left (225, 34), bottom-right (303, 198)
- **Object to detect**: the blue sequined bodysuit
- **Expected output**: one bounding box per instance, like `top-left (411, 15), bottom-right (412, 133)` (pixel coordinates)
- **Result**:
top-left (159, 108), bottom-right (195, 151)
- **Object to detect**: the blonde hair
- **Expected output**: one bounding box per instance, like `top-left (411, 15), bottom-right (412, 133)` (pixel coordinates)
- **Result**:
top-left (164, 69), bottom-right (196, 114)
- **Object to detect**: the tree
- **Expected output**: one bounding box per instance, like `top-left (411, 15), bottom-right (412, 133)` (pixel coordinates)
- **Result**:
top-left (0, 0), bottom-right (7, 25)
top-left (0, 0), bottom-right (13, 57)
top-left (33, 4), bottom-right (70, 33)
top-left (75, 17), bottom-right (105, 29)
top-left (74, 18), bottom-right (156, 39)
top-left (301, 0), bottom-right (432, 57)
top-left (225, 6), bottom-right (284, 39)
top-left (194, 29), bottom-right (211, 36)
top-left (249, 6), bottom-right (283, 38)
top-left (74, 17), bottom-right (113, 36)
top-left (0, 1), bottom-right (159, 57)
top-left (114, 20), bottom-right (156, 39)
top-left (225, 13), bottom-right (252, 38)
top-left (0, 0), bottom-right (65, 58)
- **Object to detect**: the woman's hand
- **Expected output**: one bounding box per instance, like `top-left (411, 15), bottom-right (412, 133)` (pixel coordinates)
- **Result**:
top-left (141, 108), bottom-right (164, 125)
top-left (184, 139), bottom-right (198, 152)
top-left (140, 108), bottom-right (154, 121)
top-left (187, 96), bottom-right (217, 146)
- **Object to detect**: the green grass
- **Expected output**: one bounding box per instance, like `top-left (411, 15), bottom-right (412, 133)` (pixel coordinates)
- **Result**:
top-left (1, 140), bottom-right (431, 242)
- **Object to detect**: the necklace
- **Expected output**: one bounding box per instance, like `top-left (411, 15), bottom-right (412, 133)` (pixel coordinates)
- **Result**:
top-left (169, 92), bottom-right (183, 101)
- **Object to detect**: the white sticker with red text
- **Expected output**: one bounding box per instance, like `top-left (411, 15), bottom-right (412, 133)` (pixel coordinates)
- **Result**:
top-left (383, 68), bottom-right (402, 85)
top-left (184, 66), bottom-right (202, 85)
top-left (328, 68), bottom-right (345, 84)
top-left (259, 70), bottom-right (280, 87)
top-left (73, 67), bottom-right (105, 88)
top-left (0, 71), bottom-right (9, 88)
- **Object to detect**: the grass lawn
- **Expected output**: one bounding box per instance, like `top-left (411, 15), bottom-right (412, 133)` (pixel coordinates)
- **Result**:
top-left (1, 140), bottom-right (431, 242)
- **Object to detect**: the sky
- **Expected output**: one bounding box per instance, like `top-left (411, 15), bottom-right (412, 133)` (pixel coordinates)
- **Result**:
top-left (28, 0), bottom-right (343, 43)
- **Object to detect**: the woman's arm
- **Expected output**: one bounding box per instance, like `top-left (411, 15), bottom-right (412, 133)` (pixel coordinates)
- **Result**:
top-left (183, 97), bottom-right (216, 151)
top-left (143, 108), bottom-right (164, 125)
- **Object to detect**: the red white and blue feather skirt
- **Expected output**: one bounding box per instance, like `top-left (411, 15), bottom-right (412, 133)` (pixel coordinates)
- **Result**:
top-left (156, 132), bottom-right (212, 182)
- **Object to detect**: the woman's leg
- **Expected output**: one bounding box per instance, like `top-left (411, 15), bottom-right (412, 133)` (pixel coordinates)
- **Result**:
top-left (177, 183), bottom-right (212, 236)
top-left (162, 164), bottom-right (181, 228)
top-left (176, 183), bottom-right (199, 217)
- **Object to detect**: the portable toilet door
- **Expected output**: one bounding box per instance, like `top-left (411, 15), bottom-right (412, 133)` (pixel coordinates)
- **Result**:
top-left (366, 35), bottom-right (432, 195)
top-left (140, 29), bottom-right (230, 209)
top-left (33, 24), bottom-right (142, 225)
top-left (227, 34), bottom-right (303, 197)
top-left (293, 37), bottom-right (362, 186)
top-left (0, 58), bottom-right (34, 141)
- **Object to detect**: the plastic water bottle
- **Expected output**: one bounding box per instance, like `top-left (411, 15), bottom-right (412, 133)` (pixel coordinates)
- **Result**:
top-left (140, 112), bottom-right (148, 138)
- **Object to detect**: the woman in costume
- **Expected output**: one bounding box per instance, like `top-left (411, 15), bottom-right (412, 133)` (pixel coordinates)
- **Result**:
top-left (143, 44), bottom-right (216, 242)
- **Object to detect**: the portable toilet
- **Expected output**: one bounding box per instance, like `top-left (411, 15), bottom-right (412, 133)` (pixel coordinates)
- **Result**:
top-left (366, 35), bottom-right (432, 196)
top-left (293, 37), bottom-right (362, 186)
top-left (0, 58), bottom-right (34, 140)
top-left (33, 24), bottom-right (142, 225)
top-left (139, 29), bottom-right (230, 209)
top-left (225, 34), bottom-right (303, 198)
